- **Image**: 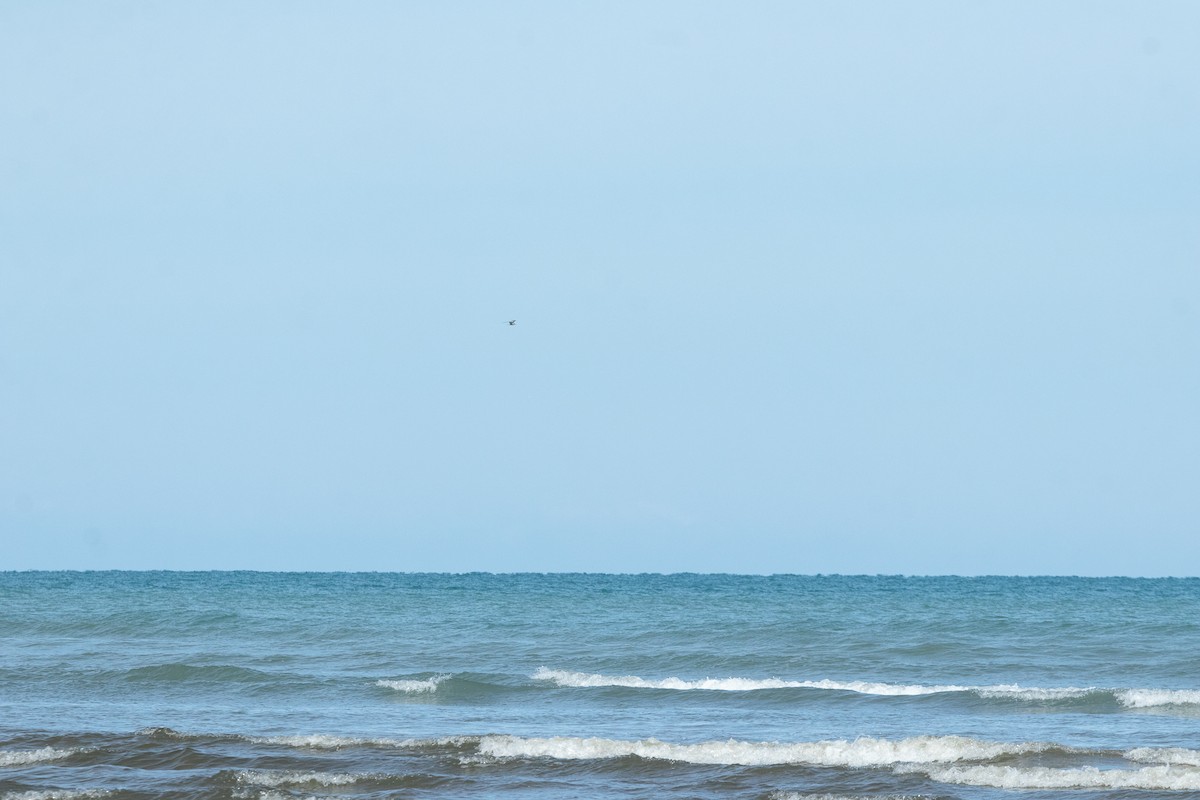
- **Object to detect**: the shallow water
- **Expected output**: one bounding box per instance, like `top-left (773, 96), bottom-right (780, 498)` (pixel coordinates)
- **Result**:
top-left (2, 572), bottom-right (1199, 798)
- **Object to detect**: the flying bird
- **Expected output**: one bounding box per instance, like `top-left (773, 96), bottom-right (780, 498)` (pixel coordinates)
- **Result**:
top-left (507, 320), bottom-right (517, 326)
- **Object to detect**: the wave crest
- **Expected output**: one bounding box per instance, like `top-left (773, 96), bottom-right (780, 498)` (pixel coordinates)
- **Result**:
top-left (0, 747), bottom-right (77, 767)
top-left (532, 668), bottom-right (970, 695)
top-left (476, 734), bottom-right (1200, 791)
top-left (236, 769), bottom-right (362, 787)
top-left (1127, 746), bottom-right (1200, 766)
top-left (477, 734), bottom-right (1045, 767)
top-left (0, 792), bottom-right (111, 800)
top-left (770, 794), bottom-right (930, 800)
top-left (916, 763), bottom-right (1200, 791)
top-left (534, 669), bottom-right (1200, 708)
top-left (1117, 689), bottom-right (1200, 708)
top-left (376, 674), bottom-right (450, 694)
top-left (248, 733), bottom-right (475, 751)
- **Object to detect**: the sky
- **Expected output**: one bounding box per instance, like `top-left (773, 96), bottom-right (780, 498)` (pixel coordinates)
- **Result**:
top-left (2, 1), bottom-right (1198, 574)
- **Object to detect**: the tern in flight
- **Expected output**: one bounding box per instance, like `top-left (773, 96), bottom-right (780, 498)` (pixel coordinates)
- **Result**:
top-left (507, 320), bottom-right (516, 326)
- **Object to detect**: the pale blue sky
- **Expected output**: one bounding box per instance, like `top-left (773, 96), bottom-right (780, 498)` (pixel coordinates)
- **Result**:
top-left (2, 2), bottom-right (1197, 574)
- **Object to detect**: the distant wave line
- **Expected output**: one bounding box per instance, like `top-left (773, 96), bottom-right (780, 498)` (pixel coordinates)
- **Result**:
top-left (532, 668), bottom-right (1200, 707)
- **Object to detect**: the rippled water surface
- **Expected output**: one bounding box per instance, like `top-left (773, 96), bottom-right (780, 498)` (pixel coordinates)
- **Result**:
top-left (2, 572), bottom-right (1199, 798)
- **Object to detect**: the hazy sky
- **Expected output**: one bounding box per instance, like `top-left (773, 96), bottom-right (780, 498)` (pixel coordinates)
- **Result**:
top-left (2, 2), bottom-right (1197, 574)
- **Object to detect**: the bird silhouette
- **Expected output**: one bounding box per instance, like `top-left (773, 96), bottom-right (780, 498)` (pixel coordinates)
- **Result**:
top-left (507, 320), bottom-right (517, 326)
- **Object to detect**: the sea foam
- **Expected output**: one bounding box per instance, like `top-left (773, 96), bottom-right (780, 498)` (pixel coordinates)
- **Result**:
top-left (476, 734), bottom-right (1045, 767)
top-left (248, 733), bottom-right (473, 751)
top-left (1117, 689), bottom-right (1200, 708)
top-left (476, 735), bottom-right (1200, 790)
top-left (533, 668), bottom-right (1098, 699)
top-left (770, 794), bottom-right (929, 800)
top-left (235, 770), bottom-right (363, 787)
top-left (532, 668), bottom-right (969, 694)
top-left (1126, 747), bottom-right (1200, 766)
top-left (916, 763), bottom-right (1200, 791)
top-left (0, 747), bottom-right (77, 767)
top-left (376, 674), bottom-right (450, 694)
top-left (250, 734), bottom-right (384, 749)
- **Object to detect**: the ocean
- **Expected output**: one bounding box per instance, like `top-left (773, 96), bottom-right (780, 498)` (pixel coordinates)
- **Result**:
top-left (2, 572), bottom-right (1199, 799)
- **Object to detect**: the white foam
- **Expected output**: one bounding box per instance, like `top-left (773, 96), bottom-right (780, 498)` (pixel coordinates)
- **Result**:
top-left (532, 669), bottom-right (1104, 700)
top-left (788, 679), bottom-right (972, 696)
top-left (1117, 689), bottom-right (1200, 708)
top-left (532, 668), bottom-right (969, 695)
top-left (235, 792), bottom-right (322, 800)
top-left (974, 684), bottom-right (1095, 701)
top-left (477, 734), bottom-right (1043, 767)
top-left (253, 734), bottom-right (364, 748)
top-left (376, 674), bottom-right (450, 694)
top-left (769, 794), bottom-right (927, 800)
top-left (250, 734), bottom-right (389, 749)
top-left (1126, 747), bottom-right (1200, 766)
top-left (249, 733), bottom-right (470, 751)
top-left (917, 763), bottom-right (1200, 791)
top-left (0, 792), bottom-right (110, 800)
top-left (0, 747), bottom-right (77, 767)
top-left (236, 770), bottom-right (362, 787)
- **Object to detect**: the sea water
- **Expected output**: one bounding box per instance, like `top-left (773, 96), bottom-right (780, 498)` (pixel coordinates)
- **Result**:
top-left (2, 572), bottom-right (1199, 799)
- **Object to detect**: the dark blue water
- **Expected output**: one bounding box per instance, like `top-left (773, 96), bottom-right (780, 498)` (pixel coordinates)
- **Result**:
top-left (2, 572), bottom-right (1200, 798)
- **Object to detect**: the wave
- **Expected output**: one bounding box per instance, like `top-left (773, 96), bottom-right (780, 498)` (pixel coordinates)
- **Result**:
top-left (17, 729), bottom-right (1198, 794)
top-left (976, 685), bottom-right (1096, 701)
top-left (245, 733), bottom-right (477, 754)
top-left (476, 734), bottom-right (1052, 767)
top-left (122, 663), bottom-right (279, 684)
top-left (0, 747), bottom-right (77, 767)
top-left (533, 668), bottom-right (1200, 708)
top-left (235, 769), bottom-right (363, 787)
top-left (532, 667), bottom-right (972, 694)
top-left (215, 730), bottom-right (1051, 767)
top-left (248, 734), bottom-right (404, 749)
top-left (1126, 746), bottom-right (1200, 766)
top-left (476, 734), bottom-right (1200, 791)
top-left (0, 792), bottom-right (111, 800)
top-left (770, 795), bottom-right (930, 800)
top-left (375, 674), bottom-right (450, 694)
top-left (915, 763), bottom-right (1200, 791)
top-left (1117, 689), bottom-right (1200, 708)
top-left (229, 768), bottom-right (449, 793)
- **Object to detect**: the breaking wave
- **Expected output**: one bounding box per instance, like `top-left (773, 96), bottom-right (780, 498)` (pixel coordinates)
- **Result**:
top-left (532, 667), bottom-right (973, 694)
top-left (1116, 689), bottom-right (1200, 708)
top-left (916, 763), bottom-right (1200, 791)
top-left (375, 674), bottom-right (450, 694)
top-left (0, 747), bottom-right (78, 767)
top-left (12, 730), bottom-right (1200, 795)
top-left (475, 733), bottom-right (1051, 767)
top-left (248, 734), bottom-right (404, 749)
top-left (235, 770), bottom-right (363, 787)
top-left (770, 795), bottom-right (930, 800)
top-left (533, 668), bottom-right (1200, 708)
top-left (0, 792), bottom-right (111, 800)
top-left (1126, 746), bottom-right (1200, 766)
top-left (477, 734), bottom-right (1200, 791)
